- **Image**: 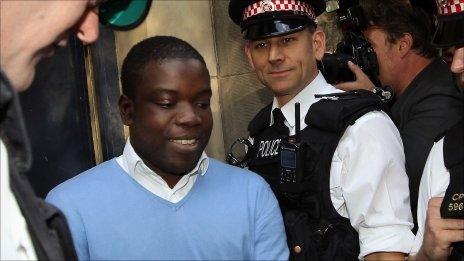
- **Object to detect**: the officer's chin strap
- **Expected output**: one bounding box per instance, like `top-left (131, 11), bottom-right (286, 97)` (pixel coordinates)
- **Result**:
top-left (226, 138), bottom-right (253, 168)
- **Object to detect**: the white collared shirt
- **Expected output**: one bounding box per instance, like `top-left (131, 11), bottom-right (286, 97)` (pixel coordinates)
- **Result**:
top-left (269, 72), bottom-right (415, 258)
top-left (270, 72), bottom-right (344, 131)
top-left (411, 138), bottom-right (450, 254)
top-left (1, 140), bottom-right (37, 260)
top-left (116, 139), bottom-right (209, 203)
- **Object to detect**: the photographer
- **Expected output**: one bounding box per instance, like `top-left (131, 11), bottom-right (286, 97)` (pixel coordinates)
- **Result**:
top-left (409, 0), bottom-right (464, 260)
top-left (335, 0), bottom-right (463, 230)
top-left (228, 0), bottom-right (414, 259)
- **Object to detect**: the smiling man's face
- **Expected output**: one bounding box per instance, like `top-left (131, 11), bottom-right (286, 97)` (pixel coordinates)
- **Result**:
top-left (121, 58), bottom-right (212, 177)
top-left (244, 27), bottom-right (325, 105)
top-left (0, 0), bottom-right (103, 91)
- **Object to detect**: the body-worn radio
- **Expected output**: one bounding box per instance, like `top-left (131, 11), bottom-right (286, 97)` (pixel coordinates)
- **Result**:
top-left (279, 103), bottom-right (306, 185)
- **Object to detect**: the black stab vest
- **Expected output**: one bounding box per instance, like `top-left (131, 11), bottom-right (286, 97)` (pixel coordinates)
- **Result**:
top-left (441, 120), bottom-right (464, 261)
top-left (246, 90), bottom-right (388, 261)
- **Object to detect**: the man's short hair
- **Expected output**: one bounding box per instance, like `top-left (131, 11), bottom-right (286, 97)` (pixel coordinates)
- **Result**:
top-left (121, 36), bottom-right (207, 100)
top-left (364, 0), bottom-right (438, 59)
top-left (306, 25), bottom-right (317, 35)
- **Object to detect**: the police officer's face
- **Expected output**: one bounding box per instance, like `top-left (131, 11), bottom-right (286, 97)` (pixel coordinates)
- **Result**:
top-left (119, 59), bottom-right (213, 177)
top-left (245, 28), bottom-right (326, 104)
top-left (451, 46), bottom-right (464, 90)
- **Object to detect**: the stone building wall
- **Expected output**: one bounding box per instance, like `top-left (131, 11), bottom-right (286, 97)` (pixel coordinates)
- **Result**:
top-left (114, 1), bottom-right (344, 161)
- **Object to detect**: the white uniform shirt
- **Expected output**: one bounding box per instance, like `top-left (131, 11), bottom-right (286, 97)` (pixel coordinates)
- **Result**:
top-left (116, 139), bottom-right (209, 203)
top-left (269, 73), bottom-right (415, 258)
top-left (411, 138), bottom-right (450, 254)
top-left (1, 140), bottom-right (37, 260)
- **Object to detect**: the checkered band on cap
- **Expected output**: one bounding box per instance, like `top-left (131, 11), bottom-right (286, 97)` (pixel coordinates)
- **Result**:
top-left (437, 0), bottom-right (464, 15)
top-left (243, 0), bottom-right (316, 22)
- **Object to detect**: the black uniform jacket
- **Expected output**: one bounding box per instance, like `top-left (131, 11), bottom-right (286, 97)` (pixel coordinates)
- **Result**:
top-left (391, 58), bottom-right (464, 228)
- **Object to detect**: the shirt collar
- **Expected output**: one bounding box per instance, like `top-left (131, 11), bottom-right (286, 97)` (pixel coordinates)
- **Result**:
top-left (121, 138), bottom-right (209, 178)
top-left (270, 72), bottom-right (342, 128)
top-left (0, 68), bottom-right (33, 172)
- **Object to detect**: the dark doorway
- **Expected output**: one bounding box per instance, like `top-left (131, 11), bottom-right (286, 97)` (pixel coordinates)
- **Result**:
top-left (20, 26), bottom-right (125, 198)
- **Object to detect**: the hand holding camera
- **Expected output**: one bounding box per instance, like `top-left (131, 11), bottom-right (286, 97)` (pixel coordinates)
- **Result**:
top-left (335, 61), bottom-right (375, 91)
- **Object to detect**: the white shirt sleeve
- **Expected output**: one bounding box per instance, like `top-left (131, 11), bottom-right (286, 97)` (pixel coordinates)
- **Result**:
top-left (411, 138), bottom-right (450, 254)
top-left (330, 111), bottom-right (415, 259)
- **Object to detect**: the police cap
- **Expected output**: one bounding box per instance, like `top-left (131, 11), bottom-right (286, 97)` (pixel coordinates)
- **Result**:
top-left (229, 0), bottom-right (326, 41)
top-left (433, 0), bottom-right (464, 47)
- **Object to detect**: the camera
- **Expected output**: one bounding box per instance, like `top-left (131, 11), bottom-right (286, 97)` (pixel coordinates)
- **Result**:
top-left (279, 103), bottom-right (305, 187)
top-left (319, 0), bottom-right (380, 85)
top-left (280, 137), bottom-right (305, 184)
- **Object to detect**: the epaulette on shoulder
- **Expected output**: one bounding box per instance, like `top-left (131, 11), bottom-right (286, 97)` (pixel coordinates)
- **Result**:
top-left (444, 120), bottom-right (464, 169)
top-left (248, 103), bottom-right (273, 137)
top-left (306, 90), bottom-right (387, 134)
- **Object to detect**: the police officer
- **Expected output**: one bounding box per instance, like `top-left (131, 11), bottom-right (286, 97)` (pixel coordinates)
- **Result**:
top-left (410, 0), bottom-right (464, 260)
top-left (228, 0), bottom-right (415, 260)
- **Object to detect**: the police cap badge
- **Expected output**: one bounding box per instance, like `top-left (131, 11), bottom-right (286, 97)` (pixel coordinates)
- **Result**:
top-left (433, 0), bottom-right (464, 47)
top-left (229, 0), bottom-right (326, 40)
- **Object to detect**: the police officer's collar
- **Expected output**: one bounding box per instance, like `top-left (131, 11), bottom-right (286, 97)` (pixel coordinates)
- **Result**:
top-left (270, 72), bottom-right (341, 130)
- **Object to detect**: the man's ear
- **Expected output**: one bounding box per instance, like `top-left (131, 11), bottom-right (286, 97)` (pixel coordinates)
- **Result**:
top-left (397, 33), bottom-right (413, 58)
top-left (244, 42), bottom-right (256, 70)
top-left (313, 29), bottom-right (326, 61)
top-left (119, 94), bottom-right (134, 126)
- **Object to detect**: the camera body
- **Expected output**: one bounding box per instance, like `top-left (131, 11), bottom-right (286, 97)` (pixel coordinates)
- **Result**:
top-left (280, 136), bottom-right (305, 184)
top-left (279, 102), bottom-right (306, 187)
top-left (319, 1), bottom-right (380, 85)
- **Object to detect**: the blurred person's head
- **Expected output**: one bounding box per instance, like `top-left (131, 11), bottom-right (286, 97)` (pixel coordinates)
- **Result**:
top-left (362, 0), bottom-right (438, 95)
top-left (0, 0), bottom-right (151, 92)
top-left (119, 36), bottom-right (212, 185)
top-left (432, 0), bottom-right (464, 89)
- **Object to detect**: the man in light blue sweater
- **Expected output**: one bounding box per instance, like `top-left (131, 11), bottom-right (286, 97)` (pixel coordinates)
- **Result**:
top-left (46, 36), bottom-right (289, 260)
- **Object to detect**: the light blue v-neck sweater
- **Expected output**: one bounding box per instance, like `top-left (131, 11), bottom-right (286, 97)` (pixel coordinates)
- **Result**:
top-left (46, 158), bottom-right (288, 260)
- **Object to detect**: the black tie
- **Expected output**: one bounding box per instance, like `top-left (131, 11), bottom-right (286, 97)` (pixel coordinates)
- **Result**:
top-left (272, 108), bottom-right (289, 135)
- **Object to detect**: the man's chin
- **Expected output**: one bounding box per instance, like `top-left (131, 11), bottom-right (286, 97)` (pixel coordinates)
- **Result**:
top-left (268, 82), bottom-right (296, 94)
top-left (6, 65), bottom-right (35, 92)
top-left (168, 163), bottom-right (198, 177)
top-left (166, 154), bottom-right (203, 176)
